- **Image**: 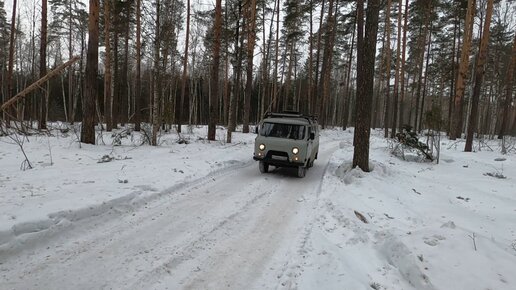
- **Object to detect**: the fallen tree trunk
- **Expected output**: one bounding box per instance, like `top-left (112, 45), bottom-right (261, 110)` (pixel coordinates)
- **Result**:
top-left (1, 56), bottom-right (80, 112)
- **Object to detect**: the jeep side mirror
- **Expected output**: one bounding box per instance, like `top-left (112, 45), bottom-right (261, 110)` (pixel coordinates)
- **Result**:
top-left (310, 132), bottom-right (315, 140)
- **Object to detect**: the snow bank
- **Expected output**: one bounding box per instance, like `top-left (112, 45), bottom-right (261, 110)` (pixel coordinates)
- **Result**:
top-left (292, 129), bottom-right (516, 290)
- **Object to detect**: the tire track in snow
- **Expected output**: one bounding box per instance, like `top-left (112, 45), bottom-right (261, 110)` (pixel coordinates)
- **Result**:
top-left (0, 159), bottom-right (253, 258)
top-left (1, 141), bottom-right (341, 290)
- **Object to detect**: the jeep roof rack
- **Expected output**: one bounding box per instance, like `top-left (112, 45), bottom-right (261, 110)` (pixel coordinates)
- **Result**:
top-left (263, 111), bottom-right (318, 124)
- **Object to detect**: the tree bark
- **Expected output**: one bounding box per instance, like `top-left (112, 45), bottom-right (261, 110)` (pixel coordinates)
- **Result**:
top-left (81, 0), bottom-right (100, 144)
top-left (178, 0), bottom-right (190, 133)
top-left (208, 0), bottom-right (222, 141)
top-left (319, 0), bottom-right (336, 128)
top-left (398, 0), bottom-right (408, 130)
top-left (6, 0), bottom-right (17, 124)
top-left (39, 0), bottom-right (48, 130)
top-left (227, 0), bottom-right (243, 143)
top-left (67, 0), bottom-right (74, 124)
top-left (414, 0), bottom-right (432, 132)
top-left (243, 0), bottom-right (257, 133)
top-left (134, 0), bottom-right (141, 131)
top-left (383, 0), bottom-right (391, 138)
top-left (313, 0), bottom-right (326, 115)
top-left (465, 0), bottom-right (493, 152)
top-left (498, 33), bottom-right (516, 138)
top-left (353, 0), bottom-right (381, 172)
top-left (271, 0), bottom-right (280, 112)
top-left (448, 13), bottom-right (459, 135)
top-left (418, 24), bottom-right (432, 132)
top-left (104, 0), bottom-right (113, 131)
top-left (151, 0), bottom-right (160, 146)
top-left (452, 0), bottom-right (475, 140)
top-left (342, 17), bottom-right (356, 130)
top-left (391, 0), bottom-right (402, 138)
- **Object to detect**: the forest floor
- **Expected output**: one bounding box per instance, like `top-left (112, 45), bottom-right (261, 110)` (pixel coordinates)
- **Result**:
top-left (1, 125), bottom-right (515, 290)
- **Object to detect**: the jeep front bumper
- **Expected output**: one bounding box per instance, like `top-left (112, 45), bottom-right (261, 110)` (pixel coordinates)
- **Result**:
top-left (253, 154), bottom-right (304, 168)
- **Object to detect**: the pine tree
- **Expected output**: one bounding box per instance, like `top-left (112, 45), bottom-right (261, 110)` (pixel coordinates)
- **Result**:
top-left (208, 0), bottom-right (222, 141)
top-left (152, 0), bottom-right (160, 146)
top-left (81, 0), bottom-right (100, 144)
top-left (103, 0), bottom-right (113, 131)
top-left (39, 0), bottom-right (48, 130)
top-left (353, 0), bottom-right (381, 172)
top-left (242, 0), bottom-right (257, 134)
top-left (451, 0), bottom-right (475, 140)
top-left (0, 0), bottom-right (9, 108)
top-left (134, 0), bottom-right (141, 131)
top-left (178, 0), bottom-right (191, 133)
top-left (465, 0), bottom-right (493, 152)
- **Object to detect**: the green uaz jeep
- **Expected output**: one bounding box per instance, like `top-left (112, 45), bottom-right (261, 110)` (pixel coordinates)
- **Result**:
top-left (253, 112), bottom-right (319, 178)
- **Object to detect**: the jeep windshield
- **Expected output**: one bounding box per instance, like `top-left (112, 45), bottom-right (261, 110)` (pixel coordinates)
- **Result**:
top-left (260, 122), bottom-right (305, 140)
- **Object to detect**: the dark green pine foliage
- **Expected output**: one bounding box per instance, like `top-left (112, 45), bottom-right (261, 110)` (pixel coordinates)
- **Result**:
top-left (49, 0), bottom-right (87, 42)
top-left (396, 125), bottom-right (433, 160)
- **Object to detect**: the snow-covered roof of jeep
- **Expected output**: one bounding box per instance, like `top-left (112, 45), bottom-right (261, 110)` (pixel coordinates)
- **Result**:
top-left (262, 112), bottom-right (317, 125)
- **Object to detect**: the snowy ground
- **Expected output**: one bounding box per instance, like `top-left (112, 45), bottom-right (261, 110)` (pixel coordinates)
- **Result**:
top-left (0, 125), bottom-right (515, 290)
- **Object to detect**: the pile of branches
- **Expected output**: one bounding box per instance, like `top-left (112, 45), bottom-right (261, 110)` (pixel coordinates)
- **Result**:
top-left (394, 125), bottom-right (434, 161)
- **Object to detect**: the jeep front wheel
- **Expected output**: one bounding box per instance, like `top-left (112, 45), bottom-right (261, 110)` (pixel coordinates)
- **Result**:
top-left (259, 161), bottom-right (269, 173)
top-left (297, 166), bottom-right (306, 178)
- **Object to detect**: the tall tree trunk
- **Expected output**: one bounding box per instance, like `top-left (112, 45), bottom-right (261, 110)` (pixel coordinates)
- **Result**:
top-left (319, 0), bottom-right (336, 128)
top-left (448, 14), bottom-right (458, 135)
top-left (243, 0), bottom-right (257, 133)
top-left (227, 0), bottom-right (243, 143)
top-left (104, 0), bottom-right (113, 131)
top-left (452, 0), bottom-right (475, 140)
top-left (284, 43), bottom-right (294, 111)
top-left (5, 0), bottom-right (17, 124)
top-left (178, 0), bottom-right (190, 133)
top-left (353, 0), bottom-right (381, 171)
top-left (398, 0), bottom-right (408, 130)
top-left (68, 0), bottom-right (74, 124)
top-left (342, 17), bottom-right (356, 130)
top-left (260, 0), bottom-right (276, 118)
top-left (308, 0), bottom-right (314, 114)
top-left (81, 0), bottom-right (100, 144)
top-left (391, 0), bottom-right (402, 138)
top-left (271, 0), bottom-right (280, 112)
top-left (39, 0), bottom-right (48, 130)
top-left (414, 0), bottom-right (432, 131)
top-left (134, 0), bottom-right (141, 131)
top-left (383, 0), bottom-right (392, 138)
top-left (122, 10), bottom-right (130, 125)
top-left (223, 2), bottom-right (230, 125)
top-left (208, 0), bottom-right (222, 141)
top-left (152, 0), bottom-right (160, 145)
top-left (498, 33), bottom-right (516, 138)
top-left (312, 0), bottom-right (326, 114)
top-left (465, 0), bottom-right (493, 152)
top-left (418, 24), bottom-right (433, 132)
top-left (113, 26), bottom-right (119, 127)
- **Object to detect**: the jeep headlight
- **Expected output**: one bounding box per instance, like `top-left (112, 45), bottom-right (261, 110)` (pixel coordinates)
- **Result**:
top-left (259, 144), bottom-right (266, 151)
top-left (292, 147), bottom-right (299, 154)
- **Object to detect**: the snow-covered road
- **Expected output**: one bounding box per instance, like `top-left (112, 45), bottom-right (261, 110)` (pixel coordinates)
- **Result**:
top-left (2, 127), bottom-right (516, 290)
top-left (1, 137), bottom-right (339, 289)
